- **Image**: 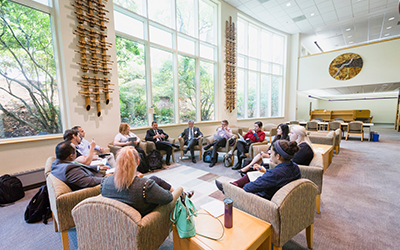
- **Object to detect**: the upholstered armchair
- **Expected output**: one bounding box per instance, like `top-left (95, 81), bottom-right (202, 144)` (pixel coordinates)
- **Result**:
top-left (247, 142), bottom-right (271, 159)
top-left (306, 120), bottom-right (319, 131)
top-left (72, 187), bottom-right (183, 250)
top-left (308, 129), bottom-right (342, 154)
top-left (263, 123), bottom-right (277, 142)
top-left (108, 140), bottom-right (148, 158)
top-left (289, 120), bottom-right (300, 125)
top-left (222, 179), bottom-right (318, 250)
top-left (45, 157), bottom-right (101, 250)
top-left (346, 121), bottom-right (364, 141)
top-left (145, 138), bottom-right (176, 163)
top-left (328, 121), bottom-right (341, 131)
top-left (178, 137), bottom-right (204, 160)
top-left (203, 127), bottom-right (239, 166)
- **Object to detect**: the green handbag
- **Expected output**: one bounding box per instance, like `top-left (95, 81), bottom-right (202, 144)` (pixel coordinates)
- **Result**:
top-left (170, 194), bottom-right (197, 238)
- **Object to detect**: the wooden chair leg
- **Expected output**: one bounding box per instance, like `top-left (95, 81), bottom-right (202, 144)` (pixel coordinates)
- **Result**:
top-left (316, 194), bottom-right (321, 214)
top-left (335, 145), bottom-right (339, 154)
top-left (345, 133), bottom-right (349, 140)
top-left (273, 245), bottom-right (282, 250)
top-left (180, 150), bottom-right (183, 160)
top-left (200, 150), bottom-right (202, 160)
top-left (306, 224), bottom-right (314, 249)
top-left (52, 212), bottom-right (58, 232)
top-left (61, 230), bottom-right (69, 250)
top-left (172, 153), bottom-right (175, 162)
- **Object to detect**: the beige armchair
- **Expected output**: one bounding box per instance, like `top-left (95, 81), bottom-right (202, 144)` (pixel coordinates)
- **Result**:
top-left (145, 138), bottom-right (176, 163)
top-left (308, 129), bottom-right (342, 154)
top-left (328, 121), bottom-right (341, 131)
top-left (178, 137), bottom-right (204, 160)
top-left (306, 120), bottom-right (319, 131)
top-left (222, 179), bottom-right (318, 250)
top-left (45, 157), bottom-right (101, 250)
top-left (263, 123), bottom-right (277, 142)
top-left (203, 127), bottom-right (239, 166)
top-left (346, 121), bottom-right (364, 141)
top-left (108, 140), bottom-right (148, 158)
top-left (72, 187), bottom-right (183, 250)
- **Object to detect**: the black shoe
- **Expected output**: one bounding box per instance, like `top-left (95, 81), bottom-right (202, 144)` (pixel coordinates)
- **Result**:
top-left (209, 162), bottom-right (216, 168)
top-left (185, 190), bottom-right (195, 199)
top-left (232, 162), bottom-right (242, 170)
top-left (183, 149), bottom-right (188, 154)
top-left (215, 180), bottom-right (224, 194)
top-left (172, 144), bottom-right (180, 149)
top-left (192, 158), bottom-right (196, 163)
top-left (204, 145), bottom-right (211, 150)
top-left (238, 169), bottom-right (247, 177)
top-left (166, 162), bottom-right (171, 166)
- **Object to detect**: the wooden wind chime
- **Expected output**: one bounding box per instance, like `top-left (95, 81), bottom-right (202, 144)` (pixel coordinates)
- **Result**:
top-left (225, 16), bottom-right (236, 113)
top-left (72, 0), bottom-right (113, 117)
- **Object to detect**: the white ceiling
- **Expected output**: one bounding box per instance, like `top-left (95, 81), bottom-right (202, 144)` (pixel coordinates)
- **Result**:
top-left (225, 0), bottom-right (400, 54)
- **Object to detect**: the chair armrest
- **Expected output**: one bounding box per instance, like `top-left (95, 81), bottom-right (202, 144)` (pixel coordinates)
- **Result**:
top-left (298, 165), bottom-right (323, 195)
top-left (167, 138), bottom-right (175, 144)
top-left (54, 184), bottom-right (100, 232)
top-left (205, 135), bottom-right (215, 145)
top-left (270, 127), bottom-right (277, 136)
top-left (138, 187), bottom-right (183, 248)
top-left (145, 141), bottom-right (156, 152)
top-left (249, 142), bottom-right (269, 158)
top-left (178, 138), bottom-right (184, 148)
top-left (138, 141), bottom-right (148, 154)
top-left (108, 144), bottom-right (122, 156)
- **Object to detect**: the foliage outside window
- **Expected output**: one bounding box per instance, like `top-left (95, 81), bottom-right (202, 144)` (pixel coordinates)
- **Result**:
top-left (237, 16), bottom-right (286, 119)
top-left (0, 0), bottom-right (62, 139)
top-left (114, 0), bottom-right (217, 127)
top-left (115, 37), bottom-right (147, 127)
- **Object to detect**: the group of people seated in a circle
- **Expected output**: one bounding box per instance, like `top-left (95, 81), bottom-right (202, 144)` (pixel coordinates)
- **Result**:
top-left (50, 121), bottom-right (314, 217)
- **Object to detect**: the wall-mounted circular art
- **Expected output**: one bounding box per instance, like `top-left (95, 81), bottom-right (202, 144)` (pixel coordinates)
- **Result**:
top-left (328, 53), bottom-right (363, 80)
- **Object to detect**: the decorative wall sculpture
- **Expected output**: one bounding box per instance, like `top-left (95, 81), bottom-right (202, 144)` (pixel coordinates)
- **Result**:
top-left (72, 0), bottom-right (113, 117)
top-left (225, 16), bottom-right (236, 113)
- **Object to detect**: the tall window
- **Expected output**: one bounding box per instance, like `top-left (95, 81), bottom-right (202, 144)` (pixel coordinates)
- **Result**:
top-left (115, 0), bottom-right (218, 127)
top-left (0, 0), bottom-right (62, 139)
top-left (237, 17), bottom-right (286, 119)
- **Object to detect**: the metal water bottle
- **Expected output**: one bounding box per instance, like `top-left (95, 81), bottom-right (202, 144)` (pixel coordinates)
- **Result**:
top-left (224, 198), bottom-right (233, 228)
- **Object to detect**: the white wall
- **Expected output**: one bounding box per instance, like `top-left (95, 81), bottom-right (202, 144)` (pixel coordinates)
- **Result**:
top-left (298, 38), bottom-right (400, 91)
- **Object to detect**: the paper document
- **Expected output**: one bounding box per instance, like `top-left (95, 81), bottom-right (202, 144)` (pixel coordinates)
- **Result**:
top-left (238, 134), bottom-right (246, 143)
top-left (262, 158), bottom-right (271, 165)
top-left (201, 200), bottom-right (224, 218)
top-left (91, 158), bottom-right (107, 166)
top-left (106, 168), bottom-right (115, 175)
top-left (247, 171), bottom-right (263, 182)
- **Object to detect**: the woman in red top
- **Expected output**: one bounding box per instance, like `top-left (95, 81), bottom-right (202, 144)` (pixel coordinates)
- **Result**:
top-left (232, 121), bottom-right (265, 170)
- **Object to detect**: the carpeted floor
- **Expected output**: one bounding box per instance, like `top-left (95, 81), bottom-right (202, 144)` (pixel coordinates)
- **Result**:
top-left (1, 124), bottom-right (399, 249)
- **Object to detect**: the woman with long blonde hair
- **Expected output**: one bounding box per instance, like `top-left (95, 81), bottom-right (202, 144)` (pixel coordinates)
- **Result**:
top-left (101, 146), bottom-right (176, 216)
top-left (289, 125), bottom-right (314, 166)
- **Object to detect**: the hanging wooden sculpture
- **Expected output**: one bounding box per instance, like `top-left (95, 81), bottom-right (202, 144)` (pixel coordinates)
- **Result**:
top-left (73, 0), bottom-right (113, 117)
top-left (225, 16), bottom-right (236, 113)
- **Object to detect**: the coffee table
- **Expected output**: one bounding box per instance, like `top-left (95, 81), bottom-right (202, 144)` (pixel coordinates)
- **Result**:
top-left (313, 143), bottom-right (334, 172)
top-left (173, 207), bottom-right (272, 250)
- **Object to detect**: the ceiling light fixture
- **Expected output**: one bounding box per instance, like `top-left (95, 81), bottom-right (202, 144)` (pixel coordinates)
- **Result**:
top-left (349, 41), bottom-right (353, 44)
top-left (386, 26), bottom-right (392, 29)
top-left (310, 13), bottom-right (315, 16)
top-left (389, 17), bottom-right (395, 21)
top-left (384, 33), bottom-right (390, 36)
top-left (286, 2), bottom-right (291, 7)
top-left (346, 28), bottom-right (351, 31)
top-left (347, 35), bottom-right (352, 38)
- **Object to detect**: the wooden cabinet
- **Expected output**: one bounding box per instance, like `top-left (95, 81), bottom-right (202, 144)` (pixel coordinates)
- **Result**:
top-left (310, 109), bottom-right (371, 122)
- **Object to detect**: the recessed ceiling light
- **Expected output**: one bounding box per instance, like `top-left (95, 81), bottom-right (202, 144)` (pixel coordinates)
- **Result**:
top-left (346, 28), bottom-right (351, 31)
top-left (384, 33), bottom-right (390, 36)
top-left (286, 2), bottom-right (291, 7)
top-left (388, 17), bottom-right (395, 21)
top-left (347, 35), bottom-right (352, 38)
top-left (349, 41), bottom-right (353, 44)
top-left (310, 13), bottom-right (315, 16)
top-left (386, 26), bottom-right (392, 29)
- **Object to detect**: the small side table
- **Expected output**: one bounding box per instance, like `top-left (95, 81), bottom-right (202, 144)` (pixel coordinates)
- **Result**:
top-left (173, 207), bottom-right (272, 250)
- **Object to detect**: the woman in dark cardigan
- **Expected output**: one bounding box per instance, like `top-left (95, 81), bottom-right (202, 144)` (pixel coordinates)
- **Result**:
top-left (101, 147), bottom-right (184, 217)
top-left (216, 140), bottom-right (301, 200)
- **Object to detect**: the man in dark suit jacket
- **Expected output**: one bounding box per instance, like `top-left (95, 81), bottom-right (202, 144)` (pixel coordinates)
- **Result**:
top-left (178, 120), bottom-right (203, 163)
top-left (145, 121), bottom-right (179, 165)
top-left (51, 140), bottom-right (109, 191)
